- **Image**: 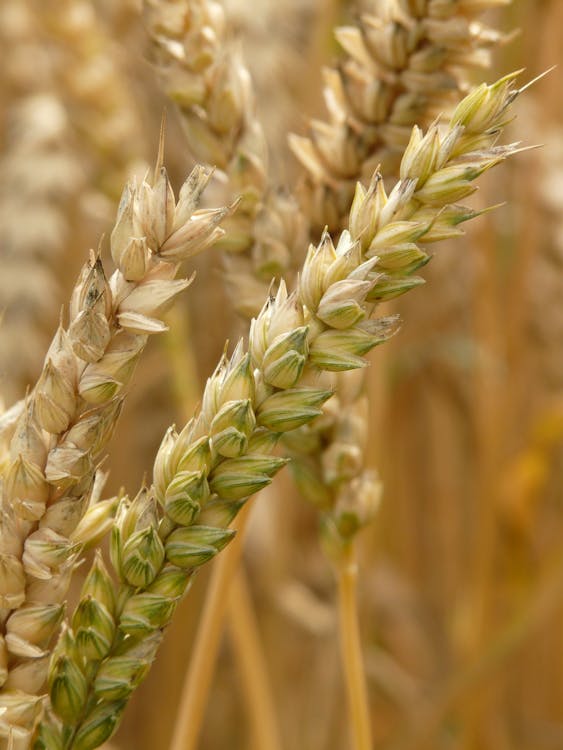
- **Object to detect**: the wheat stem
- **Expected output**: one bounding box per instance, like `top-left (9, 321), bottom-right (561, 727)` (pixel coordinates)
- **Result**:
top-left (168, 500), bottom-right (254, 750)
top-left (228, 569), bottom-right (283, 750)
top-left (335, 542), bottom-right (372, 750)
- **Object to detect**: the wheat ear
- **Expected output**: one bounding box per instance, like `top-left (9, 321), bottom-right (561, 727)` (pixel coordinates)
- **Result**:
top-left (145, 0), bottom-right (512, 555)
top-left (290, 0), bottom-right (510, 233)
top-left (143, 0), bottom-right (309, 317)
top-left (34, 74), bottom-right (525, 750)
top-left (38, 0), bottom-right (147, 201)
top-left (0, 156), bottom-right (230, 746)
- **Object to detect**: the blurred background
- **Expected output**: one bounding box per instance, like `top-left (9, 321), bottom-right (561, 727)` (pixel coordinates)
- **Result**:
top-left (1, 1), bottom-right (563, 748)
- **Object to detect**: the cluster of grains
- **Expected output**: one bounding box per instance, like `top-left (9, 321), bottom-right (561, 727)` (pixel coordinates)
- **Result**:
top-left (0, 163), bottom-right (229, 747)
top-left (37, 76), bottom-right (522, 748)
top-left (143, 0), bottom-right (309, 317)
top-left (283, 369), bottom-right (383, 557)
top-left (290, 0), bottom-right (508, 233)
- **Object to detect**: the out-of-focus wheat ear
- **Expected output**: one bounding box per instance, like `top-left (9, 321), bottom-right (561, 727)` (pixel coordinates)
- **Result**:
top-left (0, 0), bottom-right (149, 406)
top-left (0, 0), bottom-right (86, 404)
top-left (143, 0), bottom-right (310, 317)
top-left (37, 0), bottom-right (148, 201)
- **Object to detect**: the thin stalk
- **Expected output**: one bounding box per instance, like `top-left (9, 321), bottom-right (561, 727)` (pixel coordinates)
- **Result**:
top-left (169, 500), bottom-right (253, 750)
top-left (335, 542), bottom-right (373, 750)
top-left (460, 216), bottom-right (505, 749)
top-left (228, 570), bottom-right (283, 750)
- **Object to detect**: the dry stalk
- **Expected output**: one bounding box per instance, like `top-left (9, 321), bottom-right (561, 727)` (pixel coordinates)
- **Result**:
top-left (0, 155), bottom-right (230, 747)
top-left (168, 501), bottom-right (254, 750)
top-left (227, 568), bottom-right (283, 750)
top-left (36, 75), bottom-right (524, 749)
top-left (336, 542), bottom-right (372, 750)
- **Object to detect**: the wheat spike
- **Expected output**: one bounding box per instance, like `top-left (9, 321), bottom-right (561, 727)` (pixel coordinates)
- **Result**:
top-left (36, 0), bottom-right (148, 201)
top-left (290, 0), bottom-right (510, 233)
top-left (143, 0), bottom-right (310, 317)
top-left (286, 0), bottom-right (512, 556)
top-left (144, 0), bottom-right (512, 559)
top-left (0, 158), bottom-right (230, 744)
top-left (0, 1), bottom-right (86, 404)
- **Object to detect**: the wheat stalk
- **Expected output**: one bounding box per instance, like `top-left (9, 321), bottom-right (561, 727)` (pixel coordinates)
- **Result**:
top-left (0, 153), bottom-right (230, 746)
top-left (34, 74), bottom-right (524, 750)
